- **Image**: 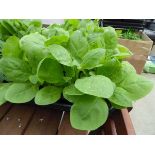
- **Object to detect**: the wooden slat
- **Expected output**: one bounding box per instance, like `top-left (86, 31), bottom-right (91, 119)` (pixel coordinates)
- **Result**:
top-left (24, 107), bottom-right (62, 135)
top-left (111, 109), bottom-right (135, 135)
top-left (102, 118), bottom-right (117, 135)
top-left (0, 103), bottom-right (12, 120)
top-left (0, 104), bottom-right (35, 135)
top-left (120, 109), bottom-right (135, 134)
top-left (58, 112), bottom-right (89, 135)
top-left (89, 127), bottom-right (104, 135)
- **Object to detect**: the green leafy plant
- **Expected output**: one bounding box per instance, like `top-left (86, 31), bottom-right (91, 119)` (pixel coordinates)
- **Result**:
top-left (0, 19), bottom-right (42, 58)
top-left (116, 29), bottom-right (142, 40)
top-left (0, 19), bottom-right (153, 131)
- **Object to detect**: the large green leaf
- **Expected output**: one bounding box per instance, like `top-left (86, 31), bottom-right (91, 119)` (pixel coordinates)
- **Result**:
top-left (75, 75), bottom-right (114, 98)
top-left (0, 70), bottom-right (5, 82)
top-left (35, 86), bottom-right (62, 105)
top-left (0, 83), bottom-right (11, 105)
top-left (63, 66), bottom-right (75, 77)
top-left (119, 74), bottom-right (154, 100)
top-left (109, 87), bottom-right (133, 107)
top-left (37, 57), bottom-right (64, 84)
top-left (70, 95), bottom-right (109, 130)
top-left (48, 44), bottom-right (72, 66)
top-left (2, 36), bottom-right (23, 58)
top-left (0, 57), bottom-right (31, 82)
top-left (68, 30), bottom-right (89, 58)
top-left (20, 33), bottom-right (46, 52)
top-left (5, 83), bottom-right (38, 103)
top-left (80, 48), bottom-right (105, 69)
top-left (111, 102), bottom-right (127, 109)
top-left (107, 61), bottom-right (136, 84)
top-left (20, 33), bottom-right (49, 72)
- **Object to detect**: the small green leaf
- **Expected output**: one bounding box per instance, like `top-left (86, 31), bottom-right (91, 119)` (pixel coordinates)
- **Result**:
top-left (68, 30), bottom-right (89, 58)
top-left (5, 83), bottom-right (38, 103)
top-left (63, 94), bottom-right (76, 103)
top-left (27, 20), bottom-right (42, 33)
top-left (63, 84), bottom-right (83, 96)
top-left (113, 44), bottom-right (133, 59)
top-left (45, 28), bottom-right (69, 45)
top-left (85, 20), bottom-right (95, 32)
top-left (121, 61), bottom-right (136, 74)
top-left (0, 83), bottom-right (11, 105)
top-left (80, 48), bottom-right (105, 69)
top-left (103, 27), bottom-right (117, 49)
top-left (63, 85), bottom-right (84, 103)
top-left (63, 19), bottom-right (80, 30)
top-left (37, 57), bottom-right (64, 84)
top-left (2, 36), bottom-right (23, 58)
top-left (29, 75), bottom-right (38, 84)
top-left (75, 75), bottom-right (114, 98)
top-left (45, 35), bottom-right (69, 45)
top-left (70, 95), bottom-right (109, 130)
top-left (87, 33), bottom-right (105, 49)
top-left (109, 87), bottom-right (133, 107)
top-left (35, 86), bottom-right (62, 105)
top-left (48, 44), bottom-right (72, 66)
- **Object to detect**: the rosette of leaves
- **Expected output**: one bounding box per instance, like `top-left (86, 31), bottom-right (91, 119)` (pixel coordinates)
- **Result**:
top-left (0, 19), bottom-right (153, 131)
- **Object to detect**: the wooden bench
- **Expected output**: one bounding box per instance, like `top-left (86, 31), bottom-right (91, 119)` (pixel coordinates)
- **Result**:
top-left (0, 103), bottom-right (135, 135)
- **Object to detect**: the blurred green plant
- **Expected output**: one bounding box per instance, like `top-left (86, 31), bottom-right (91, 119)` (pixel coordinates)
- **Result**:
top-left (116, 29), bottom-right (142, 40)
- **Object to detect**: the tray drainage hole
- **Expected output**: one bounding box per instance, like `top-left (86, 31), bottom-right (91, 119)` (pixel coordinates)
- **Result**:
top-left (18, 123), bottom-right (22, 128)
top-left (17, 118), bottom-right (21, 122)
top-left (6, 117), bottom-right (10, 121)
top-left (39, 118), bottom-right (44, 123)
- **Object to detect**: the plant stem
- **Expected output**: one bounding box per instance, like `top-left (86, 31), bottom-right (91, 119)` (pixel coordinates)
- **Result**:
top-left (81, 69), bottom-right (88, 76)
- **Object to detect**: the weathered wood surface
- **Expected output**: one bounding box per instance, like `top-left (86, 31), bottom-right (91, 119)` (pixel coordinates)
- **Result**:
top-left (0, 103), bottom-right (135, 135)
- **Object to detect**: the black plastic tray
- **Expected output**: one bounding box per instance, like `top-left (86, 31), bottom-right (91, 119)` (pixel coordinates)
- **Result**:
top-left (32, 98), bottom-right (116, 114)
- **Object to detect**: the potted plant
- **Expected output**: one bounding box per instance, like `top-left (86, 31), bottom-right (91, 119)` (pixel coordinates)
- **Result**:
top-left (117, 29), bottom-right (153, 74)
top-left (0, 19), bottom-right (153, 131)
